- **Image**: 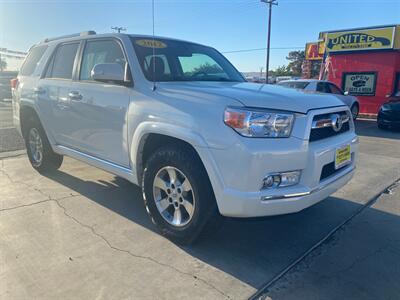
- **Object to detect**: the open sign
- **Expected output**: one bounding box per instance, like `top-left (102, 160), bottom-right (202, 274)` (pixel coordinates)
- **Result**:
top-left (342, 72), bottom-right (377, 96)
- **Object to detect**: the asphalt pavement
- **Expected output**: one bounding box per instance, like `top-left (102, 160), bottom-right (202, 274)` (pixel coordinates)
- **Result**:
top-left (0, 114), bottom-right (399, 299)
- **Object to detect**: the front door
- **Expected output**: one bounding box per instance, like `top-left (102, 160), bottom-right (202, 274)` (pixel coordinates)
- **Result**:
top-left (64, 39), bottom-right (131, 167)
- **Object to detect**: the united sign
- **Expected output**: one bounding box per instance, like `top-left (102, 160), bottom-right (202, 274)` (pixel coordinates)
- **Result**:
top-left (325, 27), bottom-right (395, 52)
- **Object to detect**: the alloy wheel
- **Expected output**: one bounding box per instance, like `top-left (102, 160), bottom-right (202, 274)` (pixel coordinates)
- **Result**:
top-left (28, 128), bottom-right (43, 166)
top-left (152, 166), bottom-right (195, 227)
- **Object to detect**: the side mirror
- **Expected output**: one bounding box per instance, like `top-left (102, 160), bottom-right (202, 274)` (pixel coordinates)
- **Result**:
top-left (343, 91), bottom-right (349, 96)
top-left (91, 63), bottom-right (125, 84)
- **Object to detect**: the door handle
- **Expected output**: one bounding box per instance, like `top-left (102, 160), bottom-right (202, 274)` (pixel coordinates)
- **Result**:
top-left (68, 91), bottom-right (83, 101)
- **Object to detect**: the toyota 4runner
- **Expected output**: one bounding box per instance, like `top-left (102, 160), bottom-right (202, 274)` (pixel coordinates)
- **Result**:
top-left (13, 31), bottom-right (358, 243)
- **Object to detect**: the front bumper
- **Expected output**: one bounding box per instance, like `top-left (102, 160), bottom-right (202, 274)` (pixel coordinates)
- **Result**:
top-left (218, 163), bottom-right (354, 217)
top-left (198, 106), bottom-right (358, 218)
top-left (378, 111), bottom-right (400, 127)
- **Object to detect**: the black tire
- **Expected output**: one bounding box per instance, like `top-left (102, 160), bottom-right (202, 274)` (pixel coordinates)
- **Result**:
top-left (377, 122), bottom-right (388, 130)
top-left (351, 103), bottom-right (359, 120)
top-left (142, 144), bottom-right (219, 244)
top-left (24, 116), bottom-right (63, 173)
top-left (377, 116), bottom-right (388, 130)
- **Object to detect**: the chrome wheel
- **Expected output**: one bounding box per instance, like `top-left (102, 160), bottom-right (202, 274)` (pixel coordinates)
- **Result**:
top-left (153, 166), bottom-right (195, 227)
top-left (28, 128), bottom-right (43, 166)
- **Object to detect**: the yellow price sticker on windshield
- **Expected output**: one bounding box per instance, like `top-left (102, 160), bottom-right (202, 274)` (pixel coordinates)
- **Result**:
top-left (136, 39), bottom-right (167, 49)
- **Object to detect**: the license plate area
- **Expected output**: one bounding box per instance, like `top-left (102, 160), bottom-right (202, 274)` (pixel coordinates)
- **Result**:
top-left (335, 144), bottom-right (351, 170)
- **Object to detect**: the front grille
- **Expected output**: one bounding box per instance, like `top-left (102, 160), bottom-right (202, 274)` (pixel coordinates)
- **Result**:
top-left (309, 111), bottom-right (350, 142)
top-left (310, 122), bottom-right (349, 142)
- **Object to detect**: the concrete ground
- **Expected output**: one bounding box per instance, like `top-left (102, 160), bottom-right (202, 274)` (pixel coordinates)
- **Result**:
top-left (0, 101), bottom-right (25, 152)
top-left (1, 119), bottom-right (400, 299)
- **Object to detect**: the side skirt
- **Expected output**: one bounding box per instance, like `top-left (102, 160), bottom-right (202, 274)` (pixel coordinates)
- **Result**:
top-left (54, 145), bottom-right (138, 185)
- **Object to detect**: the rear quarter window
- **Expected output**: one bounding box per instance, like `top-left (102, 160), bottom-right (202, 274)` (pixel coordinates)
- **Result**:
top-left (20, 45), bottom-right (48, 76)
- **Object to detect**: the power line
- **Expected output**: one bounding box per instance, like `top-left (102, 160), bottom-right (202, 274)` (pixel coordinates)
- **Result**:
top-left (222, 46), bottom-right (304, 54)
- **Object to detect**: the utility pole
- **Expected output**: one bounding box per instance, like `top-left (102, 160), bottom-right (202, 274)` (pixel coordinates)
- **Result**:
top-left (261, 0), bottom-right (278, 83)
top-left (111, 26), bottom-right (126, 33)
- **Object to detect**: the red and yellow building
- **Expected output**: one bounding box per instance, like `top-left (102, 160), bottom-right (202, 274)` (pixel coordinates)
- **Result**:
top-left (305, 25), bottom-right (400, 116)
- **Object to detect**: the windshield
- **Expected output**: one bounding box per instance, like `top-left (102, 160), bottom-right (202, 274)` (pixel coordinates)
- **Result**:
top-left (131, 37), bottom-right (244, 82)
top-left (278, 81), bottom-right (309, 89)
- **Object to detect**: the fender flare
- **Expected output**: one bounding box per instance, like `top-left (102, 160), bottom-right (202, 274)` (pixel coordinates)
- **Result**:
top-left (130, 121), bottom-right (209, 169)
top-left (130, 122), bottom-right (225, 203)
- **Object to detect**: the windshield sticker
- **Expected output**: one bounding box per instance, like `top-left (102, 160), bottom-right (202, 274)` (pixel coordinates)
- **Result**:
top-left (136, 39), bottom-right (167, 49)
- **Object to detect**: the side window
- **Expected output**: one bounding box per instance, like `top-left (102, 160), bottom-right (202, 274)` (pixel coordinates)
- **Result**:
top-left (328, 83), bottom-right (343, 95)
top-left (46, 43), bottom-right (79, 79)
top-left (316, 82), bottom-right (329, 93)
top-left (80, 40), bottom-right (126, 81)
top-left (20, 45), bottom-right (48, 76)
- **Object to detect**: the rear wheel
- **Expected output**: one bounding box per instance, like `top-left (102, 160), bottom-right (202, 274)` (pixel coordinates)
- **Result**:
top-left (25, 117), bottom-right (63, 173)
top-left (142, 145), bottom-right (219, 244)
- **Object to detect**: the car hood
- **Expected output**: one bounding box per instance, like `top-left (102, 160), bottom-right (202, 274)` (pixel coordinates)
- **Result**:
top-left (157, 81), bottom-right (345, 114)
top-left (383, 98), bottom-right (400, 111)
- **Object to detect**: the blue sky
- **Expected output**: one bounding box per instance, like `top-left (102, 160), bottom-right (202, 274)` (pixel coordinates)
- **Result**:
top-left (0, 0), bottom-right (399, 71)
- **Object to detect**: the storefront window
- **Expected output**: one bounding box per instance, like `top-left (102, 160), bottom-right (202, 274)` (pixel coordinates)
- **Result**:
top-left (342, 72), bottom-right (377, 96)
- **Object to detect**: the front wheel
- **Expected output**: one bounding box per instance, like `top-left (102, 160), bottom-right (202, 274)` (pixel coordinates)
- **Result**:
top-left (351, 103), bottom-right (359, 120)
top-left (377, 120), bottom-right (388, 130)
top-left (142, 145), bottom-right (219, 244)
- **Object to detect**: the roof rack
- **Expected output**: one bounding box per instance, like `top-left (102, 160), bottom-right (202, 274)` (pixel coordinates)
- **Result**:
top-left (41, 31), bottom-right (96, 43)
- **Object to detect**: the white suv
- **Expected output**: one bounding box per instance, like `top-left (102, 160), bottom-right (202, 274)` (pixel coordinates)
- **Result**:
top-left (13, 31), bottom-right (358, 243)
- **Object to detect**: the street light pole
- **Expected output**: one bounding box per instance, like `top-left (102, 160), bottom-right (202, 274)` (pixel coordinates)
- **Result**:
top-left (261, 0), bottom-right (277, 83)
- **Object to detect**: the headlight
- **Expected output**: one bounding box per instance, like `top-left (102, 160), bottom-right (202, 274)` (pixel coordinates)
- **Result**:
top-left (380, 104), bottom-right (391, 111)
top-left (224, 107), bottom-right (294, 137)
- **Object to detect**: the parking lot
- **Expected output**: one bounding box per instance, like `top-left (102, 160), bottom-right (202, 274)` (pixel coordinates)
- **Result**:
top-left (1, 110), bottom-right (400, 299)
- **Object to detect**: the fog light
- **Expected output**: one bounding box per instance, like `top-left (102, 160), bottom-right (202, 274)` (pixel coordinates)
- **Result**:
top-left (263, 174), bottom-right (281, 189)
top-left (262, 171), bottom-right (301, 189)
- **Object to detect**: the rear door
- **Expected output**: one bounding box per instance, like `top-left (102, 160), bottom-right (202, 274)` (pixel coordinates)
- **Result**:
top-left (37, 41), bottom-right (80, 146)
top-left (63, 38), bottom-right (131, 167)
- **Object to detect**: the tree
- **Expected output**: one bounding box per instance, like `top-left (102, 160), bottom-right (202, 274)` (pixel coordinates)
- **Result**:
top-left (286, 50), bottom-right (305, 76)
top-left (0, 55), bottom-right (6, 72)
top-left (190, 63), bottom-right (223, 76)
top-left (311, 60), bottom-right (322, 78)
top-left (273, 65), bottom-right (291, 76)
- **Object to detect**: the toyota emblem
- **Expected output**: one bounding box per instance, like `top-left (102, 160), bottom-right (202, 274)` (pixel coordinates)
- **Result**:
top-left (331, 114), bottom-right (343, 132)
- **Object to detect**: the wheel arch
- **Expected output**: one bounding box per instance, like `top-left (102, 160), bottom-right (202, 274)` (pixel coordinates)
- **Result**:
top-left (19, 105), bottom-right (41, 138)
top-left (135, 131), bottom-right (205, 185)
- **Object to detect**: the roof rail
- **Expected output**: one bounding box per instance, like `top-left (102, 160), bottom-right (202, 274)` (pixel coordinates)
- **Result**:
top-left (41, 31), bottom-right (96, 43)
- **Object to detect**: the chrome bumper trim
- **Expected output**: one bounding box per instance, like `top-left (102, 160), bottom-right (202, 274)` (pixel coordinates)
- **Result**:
top-left (261, 165), bottom-right (355, 201)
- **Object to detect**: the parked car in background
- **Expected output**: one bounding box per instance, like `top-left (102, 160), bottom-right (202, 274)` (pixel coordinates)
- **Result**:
top-left (13, 31), bottom-right (358, 243)
top-left (278, 79), bottom-right (360, 120)
top-left (0, 71), bottom-right (18, 101)
top-left (377, 92), bottom-right (400, 130)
